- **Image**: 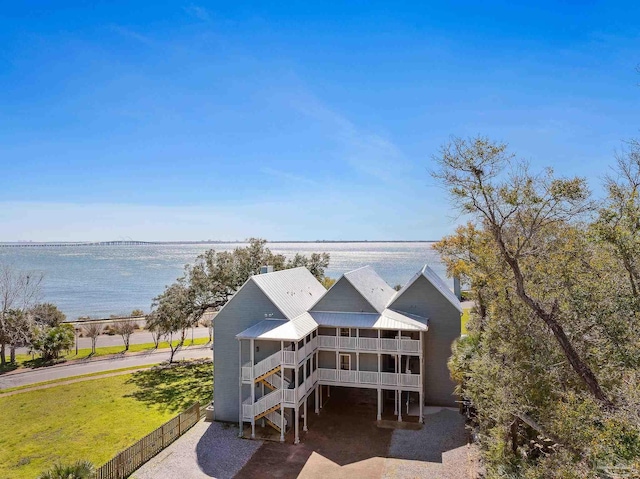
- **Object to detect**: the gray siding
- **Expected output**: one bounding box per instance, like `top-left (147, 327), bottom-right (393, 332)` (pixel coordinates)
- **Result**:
top-left (213, 280), bottom-right (285, 422)
top-left (318, 350), bottom-right (336, 368)
top-left (390, 275), bottom-right (461, 407)
top-left (311, 277), bottom-right (377, 313)
top-left (359, 353), bottom-right (378, 372)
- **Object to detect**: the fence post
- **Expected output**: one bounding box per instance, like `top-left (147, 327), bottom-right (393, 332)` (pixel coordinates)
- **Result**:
top-left (179, 412), bottom-right (183, 435)
top-left (161, 424), bottom-right (165, 448)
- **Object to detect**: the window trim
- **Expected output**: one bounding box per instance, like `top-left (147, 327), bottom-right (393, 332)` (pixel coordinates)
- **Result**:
top-left (339, 353), bottom-right (351, 371)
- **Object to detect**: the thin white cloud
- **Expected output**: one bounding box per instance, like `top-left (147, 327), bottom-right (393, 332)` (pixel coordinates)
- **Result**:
top-left (184, 4), bottom-right (211, 22)
top-left (286, 90), bottom-right (411, 184)
top-left (260, 167), bottom-right (319, 186)
top-left (110, 25), bottom-right (154, 46)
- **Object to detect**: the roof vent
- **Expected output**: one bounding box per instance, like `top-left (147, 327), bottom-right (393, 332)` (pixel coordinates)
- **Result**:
top-left (260, 265), bottom-right (274, 274)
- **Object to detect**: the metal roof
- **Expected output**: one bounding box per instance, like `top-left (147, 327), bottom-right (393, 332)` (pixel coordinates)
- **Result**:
top-left (251, 267), bottom-right (327, 319)
top-left (310, 310), bottom-right (427, 331)
top-left (343, 266), bottom-right (397, 313)
top-left (236, 319), bottom-right (289, 340)
top-left (236, 313), bottom-right (318, 341)
top-left (388, 265), bottom-right (463, 313)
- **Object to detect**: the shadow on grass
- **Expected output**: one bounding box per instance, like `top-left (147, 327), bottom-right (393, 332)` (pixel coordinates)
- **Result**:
top-left (21, 357), bottom-right (67, 369)
top-left (0, 363), bottom-right (18, 374)
top-left (125, 359), bottom-right (213, 414)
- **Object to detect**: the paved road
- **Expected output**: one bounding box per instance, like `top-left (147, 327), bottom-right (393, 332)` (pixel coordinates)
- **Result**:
top-left (16, 327), bottom-right (211, 355)
top-left (0, 346), bottom-right (212, 390)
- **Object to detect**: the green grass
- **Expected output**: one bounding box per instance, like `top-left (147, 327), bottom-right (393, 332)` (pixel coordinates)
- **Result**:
top-left (461, 308), bottom-right (471, 335)
top-left (12, 336), bottom-right (210, 369)
top-left (0, 359), bottom-right (212, 479)
top-left (0, 364), bottom-right (159, 394)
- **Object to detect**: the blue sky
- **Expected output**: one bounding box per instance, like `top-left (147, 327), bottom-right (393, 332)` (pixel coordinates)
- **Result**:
top-left (1, 1), bottom-right (639, 241)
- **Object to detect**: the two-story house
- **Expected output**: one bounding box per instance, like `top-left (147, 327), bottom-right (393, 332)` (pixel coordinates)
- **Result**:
top-left (212, 264), bottom-right (462, 444)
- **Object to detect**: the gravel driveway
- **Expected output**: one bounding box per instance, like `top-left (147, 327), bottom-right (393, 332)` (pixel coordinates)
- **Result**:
top-left (131, 420), bottom-right (262, 479)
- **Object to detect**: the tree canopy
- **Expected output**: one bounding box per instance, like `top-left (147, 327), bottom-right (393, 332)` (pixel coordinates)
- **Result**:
top-left (434, 136), bottom-right (640, 478)
top-left (147, 238), bottom-right (330, 362)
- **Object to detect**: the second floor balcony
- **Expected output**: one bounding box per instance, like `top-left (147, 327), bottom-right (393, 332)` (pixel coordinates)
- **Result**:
top-left (317, 335), bottom-right (421, 354)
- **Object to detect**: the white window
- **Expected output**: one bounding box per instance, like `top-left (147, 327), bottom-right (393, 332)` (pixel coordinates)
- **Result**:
top-left (339, 354), bottom-right (351, 371)
top-left (340, 328), bottom-right (350, 337)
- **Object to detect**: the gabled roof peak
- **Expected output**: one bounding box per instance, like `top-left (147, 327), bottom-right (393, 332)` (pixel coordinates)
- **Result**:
top-left (342, 265), bottom-right (396, 313)
top-left (250, 267), bottom-right (326, 319)
top-left (388, 264), bottom-right (462, 313)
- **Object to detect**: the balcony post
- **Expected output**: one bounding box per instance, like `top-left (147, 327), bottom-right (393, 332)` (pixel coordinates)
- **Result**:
top-left (294, 405), bottom-right (300, 444)
top-left (303, 396), bottom-right (308, 432)
top-left (238, 339), bottom-right (243, 438)
top-left (250, 338), bottom-right (255, 439)
top-left (280, 402), bottom-right (284, 442)
top-left (394, 356), bottom-right (398, 415)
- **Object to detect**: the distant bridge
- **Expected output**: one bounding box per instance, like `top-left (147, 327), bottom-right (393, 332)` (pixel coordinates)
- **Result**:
top-left (0, 241), bottom-right (163, 248)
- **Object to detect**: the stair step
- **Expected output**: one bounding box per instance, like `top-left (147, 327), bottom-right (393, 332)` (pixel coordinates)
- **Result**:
top-left (265, 418), bottom-right (281, 433)
top-left (255, 403), bottom-right (282, 421)
top-left (254, 366), bottom-right (281, 383)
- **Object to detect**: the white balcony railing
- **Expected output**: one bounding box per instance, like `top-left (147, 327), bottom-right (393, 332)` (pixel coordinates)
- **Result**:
top-left (282, 350), bottom-right (296, 366)
top-left (379, 338), bottom-right (398, 352)
top-left (283, 388), bottom-right (296, 404)
top-left (338, 337), bottom-right (358, 350)
top-left (400, 339), bottom-right (421, 354)
top-left (338, 369), bottom-right (358, 383)
top-left (265, 410), bottom-right (287, 429)
top-left (400, 373), bottom-right (420, 388)
top-left (253, 351), bottom-right (281, 379)
top-left (317, 335), bottom-right (421, 354)
top-left (241, 364), bottom-right (252, 381)
top-left (318, 368), bottom-right (337, 381)
top-left (358, 337), bottom-right (378, 351)
top-left (318, 336), bottom-right (336, 348)
top-left (359, 371), bottom-right (379, 384)
top-left (380, 372), bottom-right (398, 386)
top-left (253, 389), bottom-right (283, 417)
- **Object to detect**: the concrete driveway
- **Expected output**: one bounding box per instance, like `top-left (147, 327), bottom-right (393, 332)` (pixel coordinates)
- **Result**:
top-left (133, 387), bottom-right (478, 479)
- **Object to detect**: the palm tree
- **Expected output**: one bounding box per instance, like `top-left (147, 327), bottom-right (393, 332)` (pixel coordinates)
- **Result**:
top-left (37, 460), bottom-right (94, 479)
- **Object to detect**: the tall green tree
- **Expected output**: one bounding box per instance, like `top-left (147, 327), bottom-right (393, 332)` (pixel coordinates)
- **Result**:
top-left (147, 239), bottom-right (330, 362)
top-left (434, 136), bottom-right (640, 478)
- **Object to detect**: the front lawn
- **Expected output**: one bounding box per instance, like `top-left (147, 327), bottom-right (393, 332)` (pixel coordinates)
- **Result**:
top-left (0, 359), bottom-right (212, 479)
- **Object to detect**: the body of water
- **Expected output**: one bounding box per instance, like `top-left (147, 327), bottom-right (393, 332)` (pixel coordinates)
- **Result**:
top-left (0, 242), bottom-right (445, 319)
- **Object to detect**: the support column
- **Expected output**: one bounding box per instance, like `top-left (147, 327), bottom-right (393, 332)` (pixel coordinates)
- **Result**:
top-left (315, 385), bottom-right (320, 414)
top-left (419, 390), bottom-right (424, 423)
top-left (279, 404), bottom-right (284, 442)
top-left (398, 390), bottom-right (403, 422)
top-left (250, 339), bottom-right (255, 439)
top-left (377, 388), bottom-right (382, 421)
top-left (328, 385), bottom-right (330, 397)
top-left (294, 406), bottom-right (300, 444)
top-left (261, 382), bottom-right (265, 427)
top-left (238, 339), bottom-right (243, 438)
top-left (394, 355), bottom-right (398, 415)
top-left (303, 396), bottom-right (308, 432)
